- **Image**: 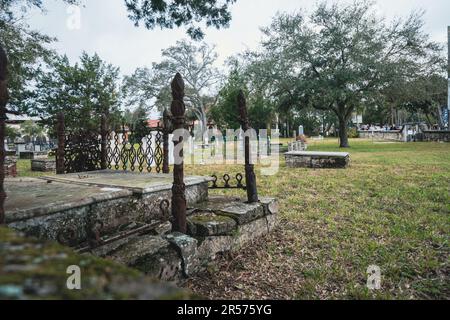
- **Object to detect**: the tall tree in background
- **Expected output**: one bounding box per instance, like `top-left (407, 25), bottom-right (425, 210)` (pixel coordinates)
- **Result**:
top-left (210, 68), bottom-right (246, 130)
top-left (35, 53), bottom-right (122, 131)
top-left (402, 74), bottom-right (447, 127)
top-left (211, 65), bottom-right (274, 132)
top-left (124, 0), bottom-right (237, 40)
top-left (260, 0), bottom-right (443, 147)
top-left (123, 106), bottom-right (150, 143)
top-left (0, 0), bottom-right (79, 113)
top-left (123, 39), bottom-right (222, 133)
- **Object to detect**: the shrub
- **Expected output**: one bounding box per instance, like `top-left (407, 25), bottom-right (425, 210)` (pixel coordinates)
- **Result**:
top-left (347, 128), bottom-right (359, 138)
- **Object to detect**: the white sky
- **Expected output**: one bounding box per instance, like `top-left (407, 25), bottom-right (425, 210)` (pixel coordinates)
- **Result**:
top-left (26, 0), bottom-right (450, 76)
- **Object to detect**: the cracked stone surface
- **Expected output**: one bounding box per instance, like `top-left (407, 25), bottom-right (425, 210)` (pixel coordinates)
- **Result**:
top-left (3, 173), bottom-right (279, 284)
top-left (166, 233), bottom-right (199, 277)
top-left (196, 216), bottom-right (275, 262)
top-left (260, 197), bottom-right (278, 215)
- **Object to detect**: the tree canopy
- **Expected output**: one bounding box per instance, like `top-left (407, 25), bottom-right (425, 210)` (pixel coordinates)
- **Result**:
top-left (124, 0), bottom-right (237, 40)
top-left (1, 0), bottom-right (80, 113)
top-left (123, 39), bottom-right (222, 133)
top-left (210, 62), bottom-right (275, 132)
top-left (35, 53), bottom-right (122, 132)
top-left (255, 0), bottom-right (443, 147)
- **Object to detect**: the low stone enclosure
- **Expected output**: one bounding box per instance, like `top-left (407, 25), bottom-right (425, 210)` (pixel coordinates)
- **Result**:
top-left (285, 151), bottom-right (350, 169)
top-left (359, 129), bottom-right (450, 142)
top-left (31, 158), bottom-right (56, 172)
top-left (4, 172), bottom-right (277, 281)
top-left (358, 130), bottom-right (403, 141)
top-left (0, 70), bottom-right (278, 296)
top-left (416, 130), bottom-right (450, 142)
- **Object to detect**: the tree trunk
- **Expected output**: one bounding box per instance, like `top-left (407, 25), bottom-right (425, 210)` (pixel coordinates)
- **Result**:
top-left (424, 113), bottom-right (433, 129)
top-left (338, 117), bottom-right (349, 148)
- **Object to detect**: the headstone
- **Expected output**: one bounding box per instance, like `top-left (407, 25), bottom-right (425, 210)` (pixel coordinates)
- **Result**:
top-left (298, 125), bottom-right (304, 135)
top-left (15, 142), bottom-right (26, 154)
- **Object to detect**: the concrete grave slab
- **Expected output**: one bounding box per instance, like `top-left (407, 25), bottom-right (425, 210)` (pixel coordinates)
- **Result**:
top-left (4, 177), bottom-right (132, 223)
top-left (285, 151), bottom-right (350, 169)
top-left (40, 170), bottom-right (213, 195)
top-left (5, 170), bottom-right (213, 246)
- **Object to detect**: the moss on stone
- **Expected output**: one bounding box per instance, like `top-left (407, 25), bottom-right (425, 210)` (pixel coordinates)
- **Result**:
top-left (189, 214), bottom-right (234, 224)
top-left (0, 227), bottom-right (193, 300)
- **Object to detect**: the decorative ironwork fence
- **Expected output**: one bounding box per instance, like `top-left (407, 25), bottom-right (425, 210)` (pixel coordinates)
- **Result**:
top-left (57, 114), bottom-right (170, 174)
top-left (105, 125), bottom-right (166, 173)
top-left (63, 129), bottom-right (103, 173)
top-left (207, 91), bottom-right (258, 203)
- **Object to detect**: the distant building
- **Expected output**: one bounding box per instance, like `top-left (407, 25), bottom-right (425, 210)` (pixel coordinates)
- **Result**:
top-left (147, 119), bottom-right (163, 128)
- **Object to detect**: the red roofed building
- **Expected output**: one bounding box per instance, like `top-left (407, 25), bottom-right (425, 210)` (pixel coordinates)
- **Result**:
top-left (147, 119), bottom-right (163, 129)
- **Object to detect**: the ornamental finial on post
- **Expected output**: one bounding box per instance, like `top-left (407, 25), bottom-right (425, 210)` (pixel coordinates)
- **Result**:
top-left (237, 90), bottom-right (259, 203)
top-left (171, 73), bottom-right (185, 117)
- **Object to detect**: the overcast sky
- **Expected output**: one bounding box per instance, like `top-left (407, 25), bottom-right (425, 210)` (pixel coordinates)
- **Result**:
top-left (27, 0), bottom-right (450, 76)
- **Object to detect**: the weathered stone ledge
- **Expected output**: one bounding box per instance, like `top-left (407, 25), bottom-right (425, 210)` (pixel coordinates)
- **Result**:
top-left (96, 196), bottom-right (279, 281)
top-left (5, 172), bottom-right (210, 245)
top-left (0, 227), bottom-right (194, 300)
top-left (4, 172), bottom-right (279, 286)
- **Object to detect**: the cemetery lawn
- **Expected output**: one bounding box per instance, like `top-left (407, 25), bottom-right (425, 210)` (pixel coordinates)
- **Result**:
top-left (12, 139), bottom-right (449, 299)
top-left (183, 139), bottom-right (450, 300)
top-left (16, 159), bottom-right (53, 178)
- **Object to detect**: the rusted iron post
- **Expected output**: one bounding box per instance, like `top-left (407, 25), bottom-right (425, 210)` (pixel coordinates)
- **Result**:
top-left (170, 73), bottom-right (187, 233)
top-left (162, 108), bottom-right (170, 174)
top-left (237, 90), bottom-right (259, 203)
top-left (100, 114), bottom-right (108, 170)
top-left (0, 45), bottom-right (8, 224)
top-left (56, 112), bottom-right (65, 174)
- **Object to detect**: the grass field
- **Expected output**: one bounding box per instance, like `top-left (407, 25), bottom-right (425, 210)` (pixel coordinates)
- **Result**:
top-left (13, 138), bottom-right (449, 299)
top-left (181, 138), bottom-right (450, 299)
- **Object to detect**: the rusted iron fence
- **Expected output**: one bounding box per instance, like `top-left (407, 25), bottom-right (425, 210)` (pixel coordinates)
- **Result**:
top-left (206, 91), bottom-right (259, 204)
top-left (56, 114), bottom-right (170, 174)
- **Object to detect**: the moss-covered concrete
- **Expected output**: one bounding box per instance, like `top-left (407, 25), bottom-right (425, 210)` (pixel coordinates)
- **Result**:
top-left (187, 211), bottom-right (237, 237)
top-left (0, 227), bottom-right (195, 300)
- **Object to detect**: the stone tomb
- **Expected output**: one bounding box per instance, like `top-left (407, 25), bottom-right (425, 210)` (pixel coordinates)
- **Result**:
top-left (4, 170), bottom-right (279, 281)
top-left (5, 170), bottom-right (211, 245)
top-left (92, 196), bottom-right (277, 280)
top-left (285, 151), bottom-right (350, 169)
top-left (31, 159), bottom-right (56, 172)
